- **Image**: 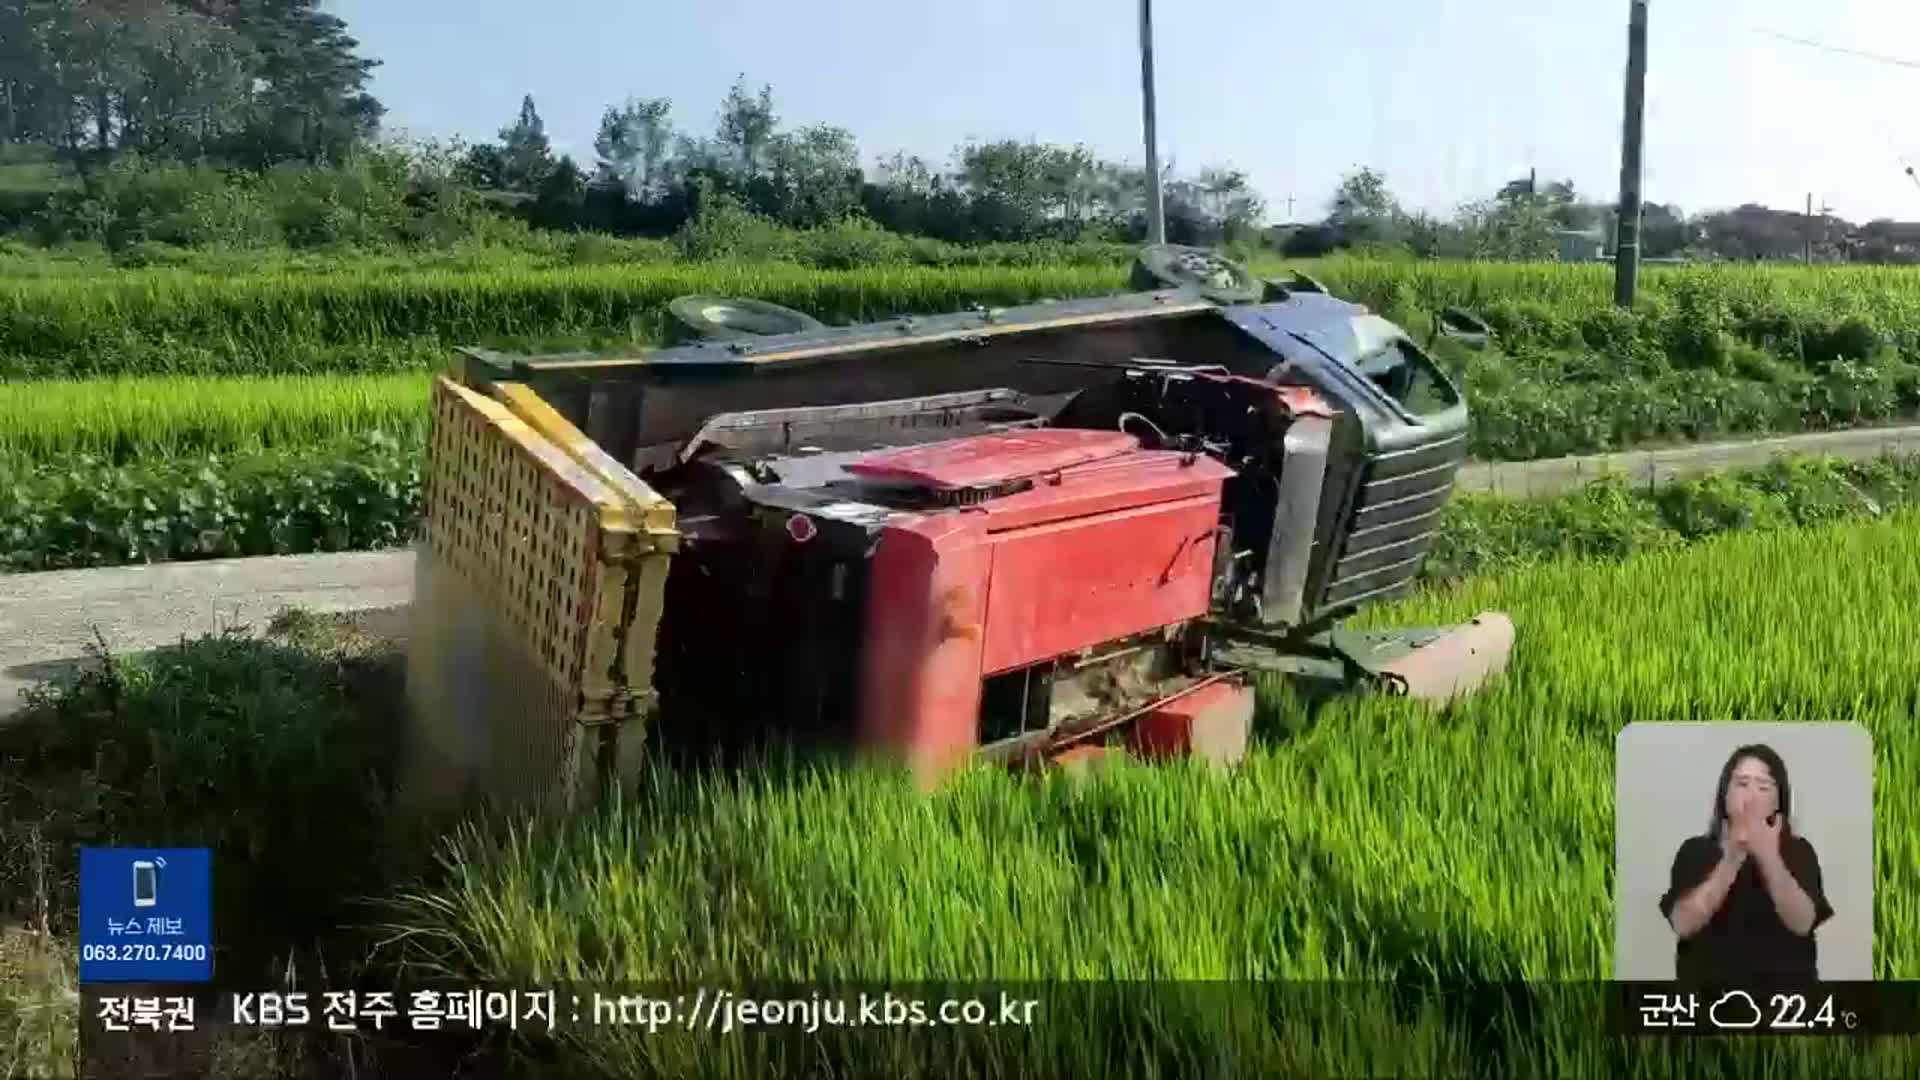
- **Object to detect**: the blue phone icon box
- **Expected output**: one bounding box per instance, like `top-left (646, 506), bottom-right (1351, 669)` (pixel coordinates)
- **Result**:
top-left (79, 848), bottom-right (212, 983)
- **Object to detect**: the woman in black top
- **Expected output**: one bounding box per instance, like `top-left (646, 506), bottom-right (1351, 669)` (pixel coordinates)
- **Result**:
top-left (1658, 743), bottom-right (1834, 984)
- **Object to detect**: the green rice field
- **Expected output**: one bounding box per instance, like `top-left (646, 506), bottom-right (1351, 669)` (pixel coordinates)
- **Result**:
top-left (382, 513), bottom-right (1920, 1079)
top-left (0, 373), bottom-right (427, 462)
top-left (6, 491), bottom-right (1914, 1078)
top-left (6, 255), bottom-right (1920, 378)
top-left (6, 255), bottom-right (1920, 471)
top-left (5, 252), bottom-right (1920, 579)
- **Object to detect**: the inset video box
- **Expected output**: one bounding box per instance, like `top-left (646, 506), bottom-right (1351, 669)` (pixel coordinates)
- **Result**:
top-left (1614, 721), bottom-right (1874, 986)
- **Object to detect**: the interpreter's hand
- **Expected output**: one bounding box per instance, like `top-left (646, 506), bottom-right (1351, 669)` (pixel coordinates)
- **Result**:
top-left (1719, 815), bottom-right (1749, 867)
top-left (1745, 802), bottom-right (1783, 865)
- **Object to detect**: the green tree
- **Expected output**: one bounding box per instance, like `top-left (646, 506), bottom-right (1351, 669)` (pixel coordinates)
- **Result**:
top-left (873, 151), bottom-right (940, 196)
top-left (715, 75), bottom-right (776, 179)
top-left (862, 150), bottom-right (970, 239)
top-left (760, 122), bottom-right (861, 227)
top-left (1399, 210), bottom-right (1457, 259)
top-left (1326, 167), bottom-right (1402, 249)
top-left (209, 0), bottom-right (384, 165)
top-left (0, 0), bottom-right (381, 165)
top-left (1456, 196), bottom-right (1555, 261)
top-left (594, 96), bottom-right (674, 200)
top-left (531, 153), bottom-right (587, 228)
top-left (116, 6), bottom-right (258, 158)
top-left (0, 0), bottom-right (65, 145)
top-left (1194, 165), bottom-right (1265, 242)
top-left (1036, 143), bottom-right (1100, 231)
top-left (957, 139), bottom-right (1054, 239)
top-left (1455, 175), bottom-right (1566, 260)
top-left (455, 142), bottom-right (508, 189)
top-left (496, 94), bottom-right (553, 191)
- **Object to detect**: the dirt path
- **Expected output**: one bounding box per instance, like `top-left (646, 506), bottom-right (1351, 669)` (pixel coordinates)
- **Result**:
top-left (0, 551), bottom-right (413, 721)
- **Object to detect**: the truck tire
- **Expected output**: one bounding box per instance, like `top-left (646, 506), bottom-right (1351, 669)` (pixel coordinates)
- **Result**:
top-left (1129, 244), bottom-right (1264, 304)
top-left (665, 295), bottom-right (825, 345)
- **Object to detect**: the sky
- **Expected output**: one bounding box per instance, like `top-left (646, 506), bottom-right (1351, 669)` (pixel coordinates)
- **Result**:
top-left (329, 0), bottom-right (1920, 225)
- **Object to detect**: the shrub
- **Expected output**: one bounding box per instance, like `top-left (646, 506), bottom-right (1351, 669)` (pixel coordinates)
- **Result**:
top-left (0, 432), bottom-right (421, 571)
top-left (2, 626), bottom-right (412, 976)
top-left (672, 188), bottom-right (798, 262)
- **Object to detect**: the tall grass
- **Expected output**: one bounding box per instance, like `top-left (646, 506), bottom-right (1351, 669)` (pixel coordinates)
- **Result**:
top-left (388, 514), bottom-right (1920, 1079)
top-left (14, 255), bottom-right (1920, 381)
top-left (0, 374), bottom-right (428, 461)
top-left (1309, 255), bottom-right (1920, 327)
top-left (1, 620), bottom-right (422, 1078)
top-left (0, 263), bottom-right (1132, 378)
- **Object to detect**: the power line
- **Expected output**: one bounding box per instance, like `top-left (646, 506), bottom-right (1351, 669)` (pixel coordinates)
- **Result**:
top-left (1757, 28), bottom-right (1920, 206)
top-left (1751, 27), bottom-right (1920, 72)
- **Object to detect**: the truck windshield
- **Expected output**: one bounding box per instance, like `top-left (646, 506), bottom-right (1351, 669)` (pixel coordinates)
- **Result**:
top-left (1353, 339), bottom-right (1459, 417)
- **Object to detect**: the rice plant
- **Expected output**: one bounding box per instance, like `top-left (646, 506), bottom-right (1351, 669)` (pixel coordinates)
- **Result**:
top-left (386, 513), bottom-right (1920, 1079)
top-left (0, 263), bottom-right (1133, 379)
top-left (9, 256), bottom-right (1920, 460)
top-left (0, 374), bottom-right (428, 462)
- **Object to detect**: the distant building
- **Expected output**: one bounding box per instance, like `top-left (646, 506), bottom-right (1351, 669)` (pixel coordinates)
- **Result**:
top-left (1554, 229), bottom-right (1606, 263)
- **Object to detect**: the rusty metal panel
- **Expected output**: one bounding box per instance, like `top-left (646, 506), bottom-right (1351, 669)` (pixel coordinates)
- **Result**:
top-left (406, 376), bottom-right (676, 816)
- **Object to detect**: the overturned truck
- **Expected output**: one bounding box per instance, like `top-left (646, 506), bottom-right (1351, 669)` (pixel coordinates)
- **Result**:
top-left (404, 246), bottom-right (1514, 811)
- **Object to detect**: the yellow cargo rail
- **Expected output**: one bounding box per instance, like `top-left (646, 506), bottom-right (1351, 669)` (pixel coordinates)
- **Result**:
top-left (404, 376), bottom-right (678, 815)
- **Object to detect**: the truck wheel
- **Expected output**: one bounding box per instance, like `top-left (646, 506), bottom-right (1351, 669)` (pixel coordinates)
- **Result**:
top-left (1129, 244), bottom-right (1264, 304)
top-left (664, 295), bottom-right (825, 345)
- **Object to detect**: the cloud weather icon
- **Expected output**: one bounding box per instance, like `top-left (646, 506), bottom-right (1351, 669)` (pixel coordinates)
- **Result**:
top-left (1709, 990), bottom-right (1764, 1029)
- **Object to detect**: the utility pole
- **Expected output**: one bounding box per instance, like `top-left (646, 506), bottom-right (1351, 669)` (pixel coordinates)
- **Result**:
top-left (1805, 193), bottom-right (1814, 264)
top-left (1804, 193), bottom-right (1832, 264)
top-left (1614, 0), bottom-right (1649, 307)
top-left (1139, 0), bottom-right (1165, 244)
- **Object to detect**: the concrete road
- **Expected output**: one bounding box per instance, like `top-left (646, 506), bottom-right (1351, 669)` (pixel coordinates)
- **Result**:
top-left (1455, 424), bottom-right (1920, 498)
top-left (0, 550), bottom-right (415, 721)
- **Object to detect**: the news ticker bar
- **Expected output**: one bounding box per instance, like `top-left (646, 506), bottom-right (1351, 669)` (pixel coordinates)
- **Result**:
top-left (82, 986), bottom-right (1048, 1038)
top-left (77, 981), bottom-right (1920, 1039)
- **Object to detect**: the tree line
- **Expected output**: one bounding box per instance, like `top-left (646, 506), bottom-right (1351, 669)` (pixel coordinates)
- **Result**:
top-left (4, 1), bottom-right (1920, 263)
top-left (1296, 167), bottom-right (1920, 266)
top-left (457, 79), bottom-right (1267, 248)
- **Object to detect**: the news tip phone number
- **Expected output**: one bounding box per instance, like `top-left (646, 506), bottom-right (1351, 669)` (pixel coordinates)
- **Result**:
top-left (80, 943), bottom-right (208, 964)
